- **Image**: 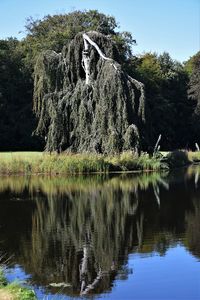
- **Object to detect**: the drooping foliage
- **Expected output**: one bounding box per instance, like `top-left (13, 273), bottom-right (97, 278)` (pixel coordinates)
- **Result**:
top-left (33, 31), bottom-right (146, 153)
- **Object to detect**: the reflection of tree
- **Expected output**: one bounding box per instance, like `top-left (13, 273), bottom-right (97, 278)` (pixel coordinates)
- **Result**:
top-left (17, 173), bottom-right (167, 296)
top-left (23, 190), bottom-right (138, 295)
top-left (186, 198), bottom-right (200, 259)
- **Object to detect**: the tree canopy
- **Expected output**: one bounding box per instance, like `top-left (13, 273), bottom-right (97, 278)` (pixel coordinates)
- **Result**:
top-left (20, 10), bottom-right (135, 69)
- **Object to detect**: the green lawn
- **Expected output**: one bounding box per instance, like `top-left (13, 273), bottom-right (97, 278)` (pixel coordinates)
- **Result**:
top-left (0, 152), bottom-right (43, 160)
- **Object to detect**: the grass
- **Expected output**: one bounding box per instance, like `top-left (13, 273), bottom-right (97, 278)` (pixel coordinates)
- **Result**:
top-left (188, 151), bottom-right (200, 163)
top-left (0, 151), bottom-right (166, 175)
top-left (0, 269), bottom-right (36, 300)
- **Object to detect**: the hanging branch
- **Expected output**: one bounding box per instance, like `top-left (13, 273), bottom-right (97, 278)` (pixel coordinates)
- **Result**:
top-left (82, 33), bottom-right (117, 85)
top-left (79, 245), bottom-right (89, 294)
top-left (80, 269), bottom-right (102, 295)
top-left (82, 36), bottom-right (90, 85)
top-left (83, 33), bottom-right (113, 61)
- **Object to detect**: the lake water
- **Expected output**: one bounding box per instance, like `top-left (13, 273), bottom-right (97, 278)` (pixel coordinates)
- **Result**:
top-left (0, 166), bottom-right (200, 299)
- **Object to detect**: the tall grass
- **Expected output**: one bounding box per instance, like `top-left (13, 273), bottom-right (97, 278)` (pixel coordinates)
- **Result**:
top-left (107, 151), bottom-right (164, 171)
top-left (0, 151), bottom-right (165, 175)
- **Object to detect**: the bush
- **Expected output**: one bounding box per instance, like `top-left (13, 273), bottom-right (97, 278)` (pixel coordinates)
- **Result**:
top-left (165, 150), bottom-right (191, 168)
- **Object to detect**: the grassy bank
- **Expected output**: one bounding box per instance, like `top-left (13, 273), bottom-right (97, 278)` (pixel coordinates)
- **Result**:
top-left (0, 269), bottom-right (36, 300)
top-left (0, 151), bottom-right (166, 175)
top-left (0, 150), bottom-right (197, 175)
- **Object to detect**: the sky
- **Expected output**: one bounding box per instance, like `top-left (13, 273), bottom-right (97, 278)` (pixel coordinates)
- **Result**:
top-left (0, 0), bottom-right (199, 62)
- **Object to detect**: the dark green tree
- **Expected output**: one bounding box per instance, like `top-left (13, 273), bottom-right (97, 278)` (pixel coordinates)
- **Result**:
top-left (128, 52), bottom-right (192, 150)
top-left (0, 38), bottom-right (42, 150)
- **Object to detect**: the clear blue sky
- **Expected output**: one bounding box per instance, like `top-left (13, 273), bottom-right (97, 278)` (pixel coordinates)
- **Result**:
top-left (0, 0), bottom-right (199, 62)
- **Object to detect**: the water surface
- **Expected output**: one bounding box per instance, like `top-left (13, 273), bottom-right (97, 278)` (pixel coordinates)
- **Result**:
top-left (0, 167), bottom-right (200, 299)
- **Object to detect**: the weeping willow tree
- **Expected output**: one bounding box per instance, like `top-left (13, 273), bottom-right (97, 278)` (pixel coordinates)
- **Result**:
top-left (33, 31), bottom-right (146, 153)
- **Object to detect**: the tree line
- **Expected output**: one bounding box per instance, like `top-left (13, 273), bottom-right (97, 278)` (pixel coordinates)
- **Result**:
top-left (0, 10), bottom-right (199, 151)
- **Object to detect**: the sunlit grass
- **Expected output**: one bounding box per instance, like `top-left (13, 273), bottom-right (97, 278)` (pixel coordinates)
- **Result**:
top-left (0, 268), bottom-right (36, 300)
top-left (188, 151), bottom-right (200, 162)
top-left (0, 151), bottom-right (166, 175)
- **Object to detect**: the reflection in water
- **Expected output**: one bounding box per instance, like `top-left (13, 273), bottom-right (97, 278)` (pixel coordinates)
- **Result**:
top-left (0, 170), bottom-right (199, 298)
top-left (186, 199), bottom-right (200, 259)
top-left (185, 165), bottom-right (200, 260)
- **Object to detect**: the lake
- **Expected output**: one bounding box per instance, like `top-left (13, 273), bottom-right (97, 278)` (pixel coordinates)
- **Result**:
top-left (0, 166), bottom-right (199, 299)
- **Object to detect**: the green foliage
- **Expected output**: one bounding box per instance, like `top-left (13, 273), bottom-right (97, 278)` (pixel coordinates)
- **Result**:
top-left (4, 282), bottom-right (36, 300)
top-left (186, 52), bottom-right (200, 145)
top-left (128, 52), bottom-right (193, 150)
top-left (187, 52), bottom-right (200, 102)
top-left (21, 10), bottom-right (135, 68)
top-left (0, 269), bottom-right (7, 287)
top-left (184, 51), bottom-right (200, 75)
top-left (136, 53), bottom-right (163, 86)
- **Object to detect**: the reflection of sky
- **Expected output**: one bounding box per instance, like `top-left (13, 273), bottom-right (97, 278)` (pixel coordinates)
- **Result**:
top-left (98, 246), bottom-right (200, 300)
top-left (5, 265), bottom-right (30, 282)
top-left (4, 245), bottom-right (200, 300)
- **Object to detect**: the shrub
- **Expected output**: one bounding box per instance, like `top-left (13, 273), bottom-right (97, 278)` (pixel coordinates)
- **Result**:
top-left (165, 150), bottom-right (191, 168)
